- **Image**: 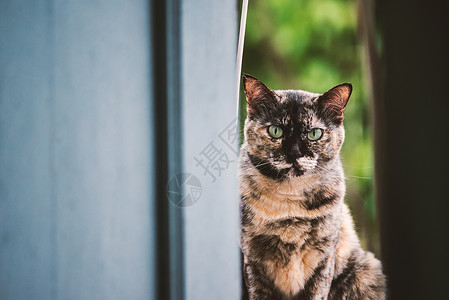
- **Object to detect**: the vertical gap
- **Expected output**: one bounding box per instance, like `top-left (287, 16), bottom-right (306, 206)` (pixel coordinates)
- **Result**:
top-left (48, 0), bottom-right (58, 299)
top-left (151, 0), bottom-right (170, 298)
top-left (359, 0), bottom-right (384, 259)
top-left (151, 0), bottom-right (184, 299)
top-left (166, 0), bottom-right (185, 298)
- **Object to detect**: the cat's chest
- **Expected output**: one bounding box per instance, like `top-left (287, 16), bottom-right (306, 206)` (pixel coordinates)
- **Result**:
top-left (246, 214), bottom-right (340, 293)
top-left (263, 217), bottom-right (316, 243)
top-left (253, 210), bottom-right (338, 242)
top-left (249, 224), bottom-right (334, 297)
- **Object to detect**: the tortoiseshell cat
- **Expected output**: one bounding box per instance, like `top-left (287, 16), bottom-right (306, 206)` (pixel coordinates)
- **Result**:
top-left (239, 75), bottom-right (386, 299)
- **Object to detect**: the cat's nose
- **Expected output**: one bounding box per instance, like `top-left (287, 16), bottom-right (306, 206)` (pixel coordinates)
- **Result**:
top-left (289, 143), bottom-right (302, 159)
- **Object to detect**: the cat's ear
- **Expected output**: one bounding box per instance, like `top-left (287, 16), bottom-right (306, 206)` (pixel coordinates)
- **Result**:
top-left (242, 74), bottom-right (276, 113)
top-left (317, 83), bottom-right (352, 124)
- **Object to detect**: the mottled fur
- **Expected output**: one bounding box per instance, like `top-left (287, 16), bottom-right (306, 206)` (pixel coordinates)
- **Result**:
top-left (239, 75), bottom-right (385, 299)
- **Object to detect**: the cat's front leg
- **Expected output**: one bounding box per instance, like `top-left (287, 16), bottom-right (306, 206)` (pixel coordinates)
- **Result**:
top-left (328, 249), bottom-right (386, 300)
top-left (243, 260), bottom-right (283, 300)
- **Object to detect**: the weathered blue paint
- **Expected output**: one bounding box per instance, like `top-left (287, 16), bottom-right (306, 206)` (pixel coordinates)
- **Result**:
top-left (0, 0), bottom-right (240, 299)
top-left (181, 0), bottom-right (241, 299)
top-left (0, 1), bottom-right (155, 299)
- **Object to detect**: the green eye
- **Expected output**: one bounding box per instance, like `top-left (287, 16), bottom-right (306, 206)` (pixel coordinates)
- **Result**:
top-left (268, 125), bottom-right (283, 138)
top-left (307, 128), bottom-right (323, 141)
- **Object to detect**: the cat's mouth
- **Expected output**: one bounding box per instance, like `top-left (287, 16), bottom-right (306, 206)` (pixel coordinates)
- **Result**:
top-left (271, 161), bottom-right (304, 177)
top-left (248, 153), bottom-right (313, 180)
top-left (271, 160), bottom-right (308, 177)
top-left (279, 157), bottom-right (317, 177)
top-left (284, 163), bottom-right (305, 177)
top-left (287, 166), bottom-right (305, 177)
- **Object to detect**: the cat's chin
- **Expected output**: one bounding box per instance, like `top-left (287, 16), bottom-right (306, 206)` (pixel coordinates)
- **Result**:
top-left (286, 166), bottom-right (305, 177)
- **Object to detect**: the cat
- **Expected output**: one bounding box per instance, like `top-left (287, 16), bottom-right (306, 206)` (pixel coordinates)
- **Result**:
top-left (239, 74), bottom-right (386, 299)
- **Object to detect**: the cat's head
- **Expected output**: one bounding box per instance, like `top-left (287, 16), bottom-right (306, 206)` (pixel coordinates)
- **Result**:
top-left (242, 74), bottom-right (352, 180)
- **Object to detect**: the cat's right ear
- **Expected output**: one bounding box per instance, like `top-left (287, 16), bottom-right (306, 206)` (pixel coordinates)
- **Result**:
top-left (242, 74), bottom-right (276, 114)
top-left (317, 83), bottom-right (352, 124)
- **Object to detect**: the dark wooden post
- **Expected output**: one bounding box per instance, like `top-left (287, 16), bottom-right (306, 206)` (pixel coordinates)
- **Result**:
top-left (373, 0), bottom-right (449, 298)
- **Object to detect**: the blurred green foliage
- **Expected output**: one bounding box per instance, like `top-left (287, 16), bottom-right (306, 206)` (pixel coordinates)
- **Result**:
top-left (240, 0), bottom-right (379, 255)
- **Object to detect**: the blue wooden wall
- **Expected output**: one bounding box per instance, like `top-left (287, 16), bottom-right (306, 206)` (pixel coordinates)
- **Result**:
top-left (0, 1), bottom-right (155, 299)
top-left (182, 0), bottom-right (240, 299)
top-left (0, 0), bottom-right (239, 299)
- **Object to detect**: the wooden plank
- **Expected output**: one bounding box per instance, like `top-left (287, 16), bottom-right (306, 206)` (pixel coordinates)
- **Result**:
top-left (182, 0), bottom-right (241, 299)
top-left (374, 0), bottom-right (449, 298)
top-left (0, 1), bottom-right (54, 299)
top-left (0, 1), bottom-right (155, 299)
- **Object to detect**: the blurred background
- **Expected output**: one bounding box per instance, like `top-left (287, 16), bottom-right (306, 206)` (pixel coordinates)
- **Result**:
top-left (242, 1), bottom-right (449, 299)
top-left (240, 0), bottom-right (380, 255)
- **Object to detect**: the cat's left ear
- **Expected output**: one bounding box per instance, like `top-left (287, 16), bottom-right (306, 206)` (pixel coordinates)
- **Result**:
top-left (317, 83), bottom-right (352, 124)
top-left (242, 74), bottom-right (276, 104)
top-left (242, 74), bottom-right (277, 115)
